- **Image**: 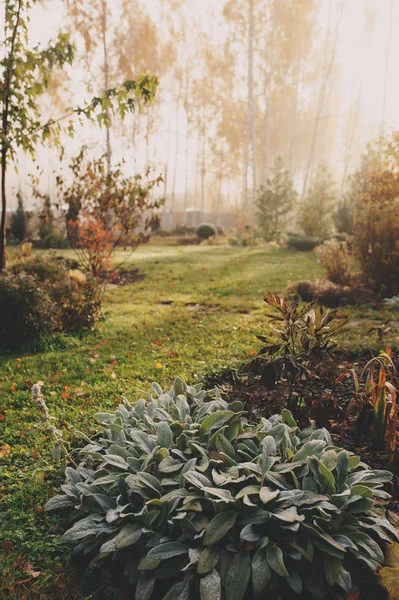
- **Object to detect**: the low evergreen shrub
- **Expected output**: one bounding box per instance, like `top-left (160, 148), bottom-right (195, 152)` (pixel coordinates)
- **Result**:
top-left (46, 378), bottom-right (397, 599)
top-left (196, 223), bottom-right (216, 240)
top-left (286, 233), bottom-right (321, 252)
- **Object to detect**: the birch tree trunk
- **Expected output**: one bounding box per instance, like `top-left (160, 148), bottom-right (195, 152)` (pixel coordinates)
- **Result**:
top-left (183, 70), bottom-right (190, 223)
top-left (242, 0), bottom-right (255, 213)
top-left (381, 0), bottom-right (393, 136)
top-left (171, 77), bottom-right (183, 213)
top-left (249, 0), bottom-right (256, 219)
top-left (100, 0), bottom-right (111, 174)
top-left (262, 0), bottom-right (276, 185)
top-left (301, 0), bottom-right (344, 200)
top-left (200, 119), bottom-right (206, 214)
top-left (217, 141), bottom-right (225, 228)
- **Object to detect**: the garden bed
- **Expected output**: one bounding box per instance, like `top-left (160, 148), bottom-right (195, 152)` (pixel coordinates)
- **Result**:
top-left (217, 351), bottom-right (399, 515)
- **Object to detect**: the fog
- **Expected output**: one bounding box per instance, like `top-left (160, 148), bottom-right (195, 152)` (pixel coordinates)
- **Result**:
top-left (7, 0), bottom-right (399, 227)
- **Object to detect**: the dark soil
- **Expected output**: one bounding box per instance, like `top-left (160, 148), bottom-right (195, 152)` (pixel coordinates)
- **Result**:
top-left (215, 351), bottom-right (399, 512)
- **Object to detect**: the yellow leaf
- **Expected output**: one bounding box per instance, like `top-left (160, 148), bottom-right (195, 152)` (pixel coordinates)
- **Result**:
top-left (380, 566), bottom-right (399, 599)
top-left (385, 541), bottom-right (399, 568)
top-left (0, 443), bottom-right (11, 458)
top-left (379, 542), bottom-right (399, 599)
top-left (155, 362), bottom-right (163, 369)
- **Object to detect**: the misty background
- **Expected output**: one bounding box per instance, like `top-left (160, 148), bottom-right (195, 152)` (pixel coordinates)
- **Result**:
top-left (5, 0), bottom-right (399, 229)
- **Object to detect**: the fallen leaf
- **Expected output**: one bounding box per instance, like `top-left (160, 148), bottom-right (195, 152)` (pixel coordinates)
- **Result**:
top-left (0, 443), bottom-right (11, 458)
top-left (155, 362), bottom-right (163, 369)
top-left (0, 541), bottom-right (13, 552)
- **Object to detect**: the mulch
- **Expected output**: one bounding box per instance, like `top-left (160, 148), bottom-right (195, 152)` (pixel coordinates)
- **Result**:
top-left (214, 351), bottom-right (399, 513)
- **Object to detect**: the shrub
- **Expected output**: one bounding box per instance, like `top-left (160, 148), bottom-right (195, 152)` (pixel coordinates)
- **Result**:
top-left (196, 223), bottom-right (216, 240)
top-left (315, 240), bottom-right (353, 286)
top-left (250, 292), bottom-right (347, 388)
top-left (10, 194), bottom-right (27, 242)
top-left (60, 150), bottom-right (163, 274)
top-left (286, 280), bottom-right (315, 302)
top-left (46, 378), bottom-right (398, 599)
top-left (287, 280), bottom-right (356, 309)
top-left (41, 227), bottom-right (68, 249)
top-left (177, 237), bottom-right (201, 246)
top-left (69, 212), bottom-right (115, 276)
top-left (334, 201), bottom-right (353, 235)
top-left (257, 292), bottom-right (347, 359)
top-left (286, 232), bottom-right (321, 252)
top-left (0, 272), bottom-right (58, 350)
top-left (256, 158), bottom-right (297, 242)
top-left (315, 280), bottom-right (356, 309)
top-left (0, 257), bottom-right (102, 350)
top-left (299, 165), bottom-right (336, 238)
top-left (351, 132), bottom-right (399, 295)
top-left (12, 255), bottom-right (68, 283)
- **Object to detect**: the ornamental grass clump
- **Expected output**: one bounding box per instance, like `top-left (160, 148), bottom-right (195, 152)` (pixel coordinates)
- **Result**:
top-left (46, 378), bottom-right (398, 600)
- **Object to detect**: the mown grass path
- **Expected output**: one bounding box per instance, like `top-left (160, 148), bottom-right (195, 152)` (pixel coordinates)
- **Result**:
top-left (0, 244), bottom-right (397, 598)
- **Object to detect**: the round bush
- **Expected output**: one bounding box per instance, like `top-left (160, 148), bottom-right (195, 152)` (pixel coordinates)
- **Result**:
top-left (196, 223), bottom-right (216, 240)
top-left (46, 378), bottom-right (397, 599)
top-left (0, 257), bottom-right (102, 350)
top-left (0, 272), bottom-right (58, 350)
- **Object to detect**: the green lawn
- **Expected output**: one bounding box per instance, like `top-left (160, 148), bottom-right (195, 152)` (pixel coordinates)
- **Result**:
top-left (0, 243), bottom-right (397, 598)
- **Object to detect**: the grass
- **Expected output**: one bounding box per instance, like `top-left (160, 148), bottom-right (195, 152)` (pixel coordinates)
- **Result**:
top-left (0, 242), bottom-right (398, 598)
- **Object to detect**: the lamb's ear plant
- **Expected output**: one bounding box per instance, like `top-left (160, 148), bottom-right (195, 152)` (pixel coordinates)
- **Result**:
top-left (46, 377), bottom-right (398, 600)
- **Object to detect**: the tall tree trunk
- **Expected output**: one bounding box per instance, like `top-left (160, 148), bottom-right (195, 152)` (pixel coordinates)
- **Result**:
top-left (171, 77), bottom-right (183, 213)
top-left (262, 0), bottom-right (277, 184)
top-left (249, 0), bottom-right (257, 220)
top-left (0, 0), bottom-right (22, 272)
top-left (301, 0), bottom-right (344, 200)
top-left (145, 109), bottom-right (151, 168)
top-left (242, 0), bottom-right (255, 213)
top-left (217, 141), bottom-right (225, 228)
top-left (381, 0), bottom-right (393, 136)
top-left (163, 163), bottom-right (168, 216)
top-left (287, 52), bottom-right (302, 175)
top-left (100, 0), bottom-right (111, 174)
top-left (200, 120), bottom-right (206, 214)
top-left (340, 88), bottom-right (361, 195)
top-left (132, 112), bottom-right (138, 176)
top-left (341, 17), bottom-right (375, 193)
top-left (183, 71), bottom-right (190, 224)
